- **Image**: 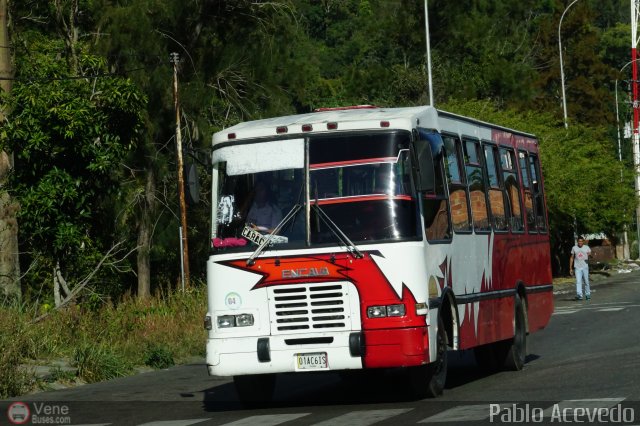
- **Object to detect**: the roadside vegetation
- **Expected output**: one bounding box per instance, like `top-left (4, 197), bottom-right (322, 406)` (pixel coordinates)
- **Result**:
top-left (0, 286), bottom-right (206, 398)
top-left (0, 0), bottom-right (636, 397)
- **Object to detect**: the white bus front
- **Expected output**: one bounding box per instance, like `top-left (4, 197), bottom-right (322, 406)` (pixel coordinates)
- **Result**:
top-left (205, 130), bottom-right (434, 402)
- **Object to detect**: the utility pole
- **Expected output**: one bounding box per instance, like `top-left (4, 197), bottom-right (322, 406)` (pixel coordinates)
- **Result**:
top-left (423, 0), bottom-right (434, 107)
top-left (170, 52), bottom-right (190, 288)
top-left (559, 0), bottom-right (580, 129)
top-left (632, 0), bottom-right (640, 258)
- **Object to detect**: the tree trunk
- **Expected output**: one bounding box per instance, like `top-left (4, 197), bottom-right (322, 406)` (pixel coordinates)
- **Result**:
top-left (53, 266), bottom-right (62, 307)
top-left (137, 166), bottom-right (156, 299)
top-left (52, 0), bottom-right (79, 73)
top-left (0, 0), bottom-right (20, 301)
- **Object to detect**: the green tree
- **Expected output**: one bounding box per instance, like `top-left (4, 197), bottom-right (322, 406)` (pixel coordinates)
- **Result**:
top-left (0, 0), bottom-right (20, 301)
top-left (533, 1), bottom-right (619, 126)
top-left (0, 35), bottom-right (146, 302)
top-left (91, 0), bottom-right (304, 295)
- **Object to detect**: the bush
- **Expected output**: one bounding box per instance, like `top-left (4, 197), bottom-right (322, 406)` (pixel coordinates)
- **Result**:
top-left (0, 285), bottom-right (206, 396)
top-left (0, 314), bottom-right (34, 398)
top-left (144, 344), bottom-right (175, 369)
top-left (73, 343), bottom-right (131, 383)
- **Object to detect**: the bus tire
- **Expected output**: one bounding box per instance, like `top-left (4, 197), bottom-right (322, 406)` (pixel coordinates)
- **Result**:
top-left (501, 294), bottom-right (527, 371)
top-left (409, 315), bottom-right (448, 398)
top-left (233, 373), bottom-right (276, 406)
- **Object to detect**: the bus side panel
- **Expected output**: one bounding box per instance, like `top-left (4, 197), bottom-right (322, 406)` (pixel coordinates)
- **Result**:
top-left (494, 236), bottom-right (552, 296)
top-left (457, 296), bottom-right (515, 350)
top-left (455, 232), bottom-right (552, 350)
top-left (526, 290), bottom-right (554, 333)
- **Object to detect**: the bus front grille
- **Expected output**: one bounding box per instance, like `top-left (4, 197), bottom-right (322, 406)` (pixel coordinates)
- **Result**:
top-left (268, 283), bottom-right (351, 334)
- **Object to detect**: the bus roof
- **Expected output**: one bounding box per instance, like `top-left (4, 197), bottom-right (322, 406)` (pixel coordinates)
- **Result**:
top-left (211, 105), bottom-right (537, 146)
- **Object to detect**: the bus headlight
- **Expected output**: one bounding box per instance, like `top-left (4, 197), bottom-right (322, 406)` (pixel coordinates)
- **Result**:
top-left (386, 304), bottom-right (406, 317)
top-left (367, 304), bottom-right (406, 318)
top-left (217, 315), bottom-right (235, 328)
top-left (235, 313), bottom-right (255, 327)
top-left (216, 313), bottom-right (255, 328)
top-left (367, 305), bottom-right (387, 318)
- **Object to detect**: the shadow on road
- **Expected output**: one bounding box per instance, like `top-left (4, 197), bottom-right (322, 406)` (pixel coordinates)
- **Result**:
top-left (201, 349), bottom-right (544, 412)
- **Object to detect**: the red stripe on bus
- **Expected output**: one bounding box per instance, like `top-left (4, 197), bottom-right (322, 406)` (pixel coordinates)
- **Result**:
top-left (316, 195), bottom-right (414, 205)
top-left (310, 157), bottom-right (397, 169)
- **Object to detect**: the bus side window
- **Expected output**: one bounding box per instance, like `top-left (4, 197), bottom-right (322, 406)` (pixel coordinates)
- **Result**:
top-left (483, 144), bottom-right (508, 231)
top-left (529, 154), bottom-right (548, 231)
top-left (464, 139), bottom-right (491, 232)
top-left (418, 131), bottom-right (451, 241)
top-left (423, 154), bottom-right (451, 241)
top-left (443, 135), bottom-right (471, 232)
top-left (499, 148), bottom-right (524, 232)
top-left (518, 151), bottom-right (537, 232)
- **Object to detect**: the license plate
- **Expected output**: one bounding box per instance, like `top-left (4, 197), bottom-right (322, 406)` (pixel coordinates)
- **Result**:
top-left (296, 352), bottom-right (328, 370)
top-left (241, 225), bottom-right (268, 246)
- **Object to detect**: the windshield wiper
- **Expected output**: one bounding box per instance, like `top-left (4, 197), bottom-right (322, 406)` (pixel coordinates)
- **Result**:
top-left (311, 201), bottom-right (363, 259)
top-left (246, 203), bottom-right (302, 266)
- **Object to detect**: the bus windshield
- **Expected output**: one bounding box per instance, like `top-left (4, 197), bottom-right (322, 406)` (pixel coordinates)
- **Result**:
top-left (211, 131), bottom-right (420, 253)
top-left (213, 166), bottom-right (306, 252)
top-left (309, 131), bottom-right (419, 244)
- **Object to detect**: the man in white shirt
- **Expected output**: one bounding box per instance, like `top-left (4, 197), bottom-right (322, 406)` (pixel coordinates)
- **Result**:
top-left (569, 237), bottom-right (592, 301)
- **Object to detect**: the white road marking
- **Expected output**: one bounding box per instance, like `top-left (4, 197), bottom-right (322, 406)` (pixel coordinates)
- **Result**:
top-left (554, 303), bottom-right (640, 315)
top-left (419, 404), bottom-right (505, 422)
top-left (542, 398), bottom-right (626, 418)
top-left (136, 421), bottom-right (209, 426)
top-left (311, 409), bottom-right (412, 426)
top-left (117, 399), bottom-right (636, 426)
top-left (220, 413), bottom-right (310, 426)
top-left (555, 302), bottom-right (636, 310)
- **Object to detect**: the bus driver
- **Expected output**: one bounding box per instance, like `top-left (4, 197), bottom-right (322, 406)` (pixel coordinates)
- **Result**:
top-left (246, 180), bottom-right (282, 234)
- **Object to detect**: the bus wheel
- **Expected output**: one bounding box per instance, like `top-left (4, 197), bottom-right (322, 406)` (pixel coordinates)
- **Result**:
top-left (233, 373), bottom-right (276, 406)
top-left (409, 315), bottom-right (448, 398)
top-left (501, 294), bottom-right (527, 371)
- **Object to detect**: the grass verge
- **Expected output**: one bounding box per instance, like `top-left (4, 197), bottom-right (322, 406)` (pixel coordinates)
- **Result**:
top-left (0, 285), bottom-right (206, 398)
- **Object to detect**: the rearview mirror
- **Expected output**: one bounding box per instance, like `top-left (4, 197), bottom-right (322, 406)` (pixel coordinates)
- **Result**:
top-left (185, 163), bottom-right (200, 205)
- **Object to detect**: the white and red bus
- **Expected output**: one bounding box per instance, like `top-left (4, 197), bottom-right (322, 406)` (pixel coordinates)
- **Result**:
top-left (205, 105), bottom-right (553, 402)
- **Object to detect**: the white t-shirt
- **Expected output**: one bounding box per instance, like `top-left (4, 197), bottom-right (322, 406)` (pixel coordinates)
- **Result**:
top-left (571, 245), bottom-right (591, 269)
top-left (247, 203), bottom-right (282, 231)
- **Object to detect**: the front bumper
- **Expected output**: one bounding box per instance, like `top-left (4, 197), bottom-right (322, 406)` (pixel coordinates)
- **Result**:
top-left (206, 331), bottom-right (363, 376)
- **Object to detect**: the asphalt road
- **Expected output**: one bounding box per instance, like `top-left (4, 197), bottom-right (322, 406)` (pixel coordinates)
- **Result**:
top-left (3, 271), bottom-right (640, 425)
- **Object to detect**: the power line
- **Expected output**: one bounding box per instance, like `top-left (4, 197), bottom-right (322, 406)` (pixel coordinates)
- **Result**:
top-left (0, 67), bottom-right (146, 83)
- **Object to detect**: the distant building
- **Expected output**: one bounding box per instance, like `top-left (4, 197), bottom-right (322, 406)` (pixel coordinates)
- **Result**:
top-left (581, 233), bottom-right (615, 264)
